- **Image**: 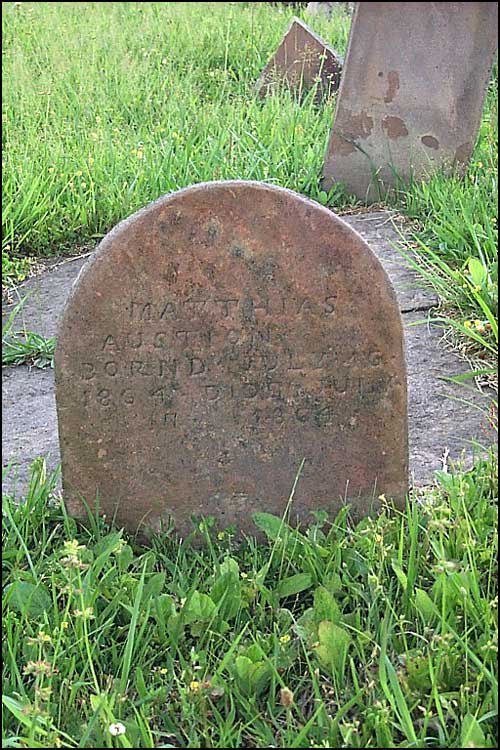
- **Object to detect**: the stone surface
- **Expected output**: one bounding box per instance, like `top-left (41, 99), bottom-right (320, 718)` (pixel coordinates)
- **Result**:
top-left (3, 210), bottom-right (495, 527)
top-left (306, 2), bottom-right (335, 18)
top-left (53, 183), bottom-right (408, 537)
top-left (257, 17), bottom-right (342, 104)
top-left (2, 367), bottom-right (59, 496)
top-left (322, 2), bottom-right (499, 201)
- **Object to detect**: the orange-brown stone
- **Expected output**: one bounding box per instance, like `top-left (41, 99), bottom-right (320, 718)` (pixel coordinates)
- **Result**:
top-left (256, 17), bottom-right (342, 104)
top-left (55, 182), bottom-right (408, 538)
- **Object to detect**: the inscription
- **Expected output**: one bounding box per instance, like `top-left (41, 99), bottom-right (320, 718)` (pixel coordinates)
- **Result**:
top-left (82, 387), bottom-right (135, 408)
top-left (77, 293), bottom-right (391, 432)
top-left (84, 346), bottom-right (384, 379)
top-left (127, 294), bottom-right (337, 322)
top-left (150, 411), bottom-right (178, 428)
top-left (78, 365), bottom-right (390, 429)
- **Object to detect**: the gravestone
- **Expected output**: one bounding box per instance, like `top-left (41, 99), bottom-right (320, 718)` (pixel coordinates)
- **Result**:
top-left (55, 181), bottom-right (408, 538)
top-left (306, 2), bottom-right (335, 18)
top-left (322, 2), bottom-right (499, 201)
top-left (306, 2), bottom-right (354, 18)
top-left (256, 17), bottom-right (343, 104)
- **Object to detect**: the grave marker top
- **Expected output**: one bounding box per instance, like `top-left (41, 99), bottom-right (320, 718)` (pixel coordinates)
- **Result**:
top-left (55, 181), bottom-right (408, 537)
top-left (256, 17), bottom-right (343, 103)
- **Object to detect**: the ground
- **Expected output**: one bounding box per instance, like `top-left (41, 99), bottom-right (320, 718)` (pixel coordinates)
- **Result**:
top-left (2, 2), bottom-right (498, 749)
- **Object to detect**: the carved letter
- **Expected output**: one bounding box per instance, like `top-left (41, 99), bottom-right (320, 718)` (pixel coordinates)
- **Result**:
top-left (297, 298), bottom-right (315, 315)
top-left (102, 335), bottom-right (120, 352)
top-left (324, 295), bottom-right (336, 314)
top-left (159, 359), bottom-right (177, 377)
top-left (121, 388), bottom-right (134, 405)
top-left (81, 362), bottom-right (96, 380)
top-left (205, 384), bottom-right (221, 401)
top-left (127, 332), bottom-right (143, 349)
top-left (189, 357), bottom-right (205, 376)
top-left (160, 302), bottom-right (177, 319)
top-left (104, 361), bottom-right (118, 376)
top-left (215, 299), bottom-right (238, 318)
top-left (154, 332), bottom-right (169, 349)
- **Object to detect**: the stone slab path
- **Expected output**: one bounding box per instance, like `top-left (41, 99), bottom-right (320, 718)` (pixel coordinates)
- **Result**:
top-left (2, 211), bottom-right (496, 497)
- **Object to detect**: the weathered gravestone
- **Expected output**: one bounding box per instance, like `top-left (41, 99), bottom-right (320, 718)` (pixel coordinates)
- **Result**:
top-left (256, 17), bottom-right (343, 104)
top-left (306, 3), bottom-right (355, 19)
top-left (55, 182), bottom-right (408, 538)
top-left (306, 2), bottom-right (335, 18)
top-left (322, 2), bottom-right (499, 201)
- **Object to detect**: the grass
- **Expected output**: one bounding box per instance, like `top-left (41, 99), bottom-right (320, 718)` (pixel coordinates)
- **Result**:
top-left (2, 455), bottom-right (498, 748)
top-left (395, 71), bottom-right (498, 368)
top-left (2, 295), bottom-right (55, 368)
top-left (2, 3), bottom-right (497, 329)
top-left (2, 2), bottom-right (497, 351)
top-left (2, 329), bottom-right (55, 368)
top-left (1, 1), bottom-right (352, 267)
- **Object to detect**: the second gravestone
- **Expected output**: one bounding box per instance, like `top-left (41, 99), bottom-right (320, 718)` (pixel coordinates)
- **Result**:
top-left (55, 182), bottom-right (408, 537)
top-left (256, 17), bottom-right (343, 104)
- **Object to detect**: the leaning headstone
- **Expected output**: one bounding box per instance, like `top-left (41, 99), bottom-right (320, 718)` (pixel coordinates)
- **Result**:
top-left (256, 17), bottom-right (343, 104)
top-left (55, 181), bottom-right (408, 538)
top-left (322, 2), bottom-right (499, 201)
top-left (306, 2), bottom-right (335, 18)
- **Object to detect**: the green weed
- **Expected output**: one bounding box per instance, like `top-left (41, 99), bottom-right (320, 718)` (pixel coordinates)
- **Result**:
top-left (2, 455), bottom-right (498, 748)
top-left (2, 295), bottom-right (55, 368)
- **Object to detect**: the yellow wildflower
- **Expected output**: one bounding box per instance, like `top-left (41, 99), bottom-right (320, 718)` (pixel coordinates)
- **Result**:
top-left (27, 631), bottom-right (52, 646)
top-left (189, 680), bottom-right (200, 692)
top-left (279, 634), bottom-right (291, 644)
top-left (63, 540), bottom-right (86, 556)
top-left (464, 320), bottom-right (473, 329)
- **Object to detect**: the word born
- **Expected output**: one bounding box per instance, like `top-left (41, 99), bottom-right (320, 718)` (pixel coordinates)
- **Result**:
top-left (81, 349), bottom-right (337, 380)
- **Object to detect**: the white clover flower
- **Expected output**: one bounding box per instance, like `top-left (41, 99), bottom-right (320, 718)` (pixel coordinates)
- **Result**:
top-left (109, 722), bottom-right (126, 736)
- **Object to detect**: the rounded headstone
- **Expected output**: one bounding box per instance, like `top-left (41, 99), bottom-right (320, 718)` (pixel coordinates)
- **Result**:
top-left (55, 181), bottom-right (408, 538)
